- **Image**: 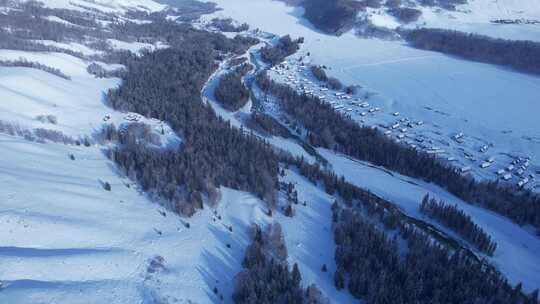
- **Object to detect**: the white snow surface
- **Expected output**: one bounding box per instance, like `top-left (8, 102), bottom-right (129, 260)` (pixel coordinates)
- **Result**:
top-left (0, 134), bottom-right (266, 303)
top-left (33, 40), bottom-right (104, 56)
top-left (0, 53), bottom-right (119, 137)
top-left (107, 39), bottom-right (168, 55)
top-left (415, 0), bottom-right (540, 40)
top-left (33, 0), bottom-right (165, 14)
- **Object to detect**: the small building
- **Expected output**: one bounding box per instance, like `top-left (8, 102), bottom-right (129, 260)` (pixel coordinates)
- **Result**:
top-left (518, 178), bottom-right (530, 188)
top-left (460, 166), bottom-right (472, 173)
top-left (480, 162), bottom-right (492, 168)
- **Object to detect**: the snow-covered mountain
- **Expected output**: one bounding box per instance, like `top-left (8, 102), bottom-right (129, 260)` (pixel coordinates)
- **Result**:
top-left (1, 0), bottom-right (539, 303)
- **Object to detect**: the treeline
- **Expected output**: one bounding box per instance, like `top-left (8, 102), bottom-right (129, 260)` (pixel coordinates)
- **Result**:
top-left (0, 0), bottom-right (252, 63)
top-left (0, 1), bottom-right (103, 43)
top-left (0, 59), bottom-right (71, 80)
top-left (153, 0), bottom-right (218, 22)
top-left (403, 28), bottom-right (540, 75)
top-left (256, 73), bottom-right (540, 232)
top-left (388, 7), bottom-right (422, 23)
top-left (109, 20), bottom-right (258, 55)
top-left (233, 223), bottom-right (328, 304)
top-left (211, 18), bottom-right (249, 32)
top-left (310, 65), bottom-right (328, 82)
top-left (0, 120), bottom-right (79, 145)
top-left (214, 63), bottom-right (253, 111)
top-left (0, 27), bottom-right (95, 60)
top-left (245, 112), bottom-right (293, 138)
top-left (0, 1), bottom-right (133, 61)
top-left (418, 0), bottom-right (467, 10)
top-left (420, 194), bottom-right (497, 255)
top-left (332, 205), bottom-right (539, 304)
top-left (302, 0), bottom-right (362, 34)
top-left (105, 26), bottom-right (281, 216)
top-left (310, 65), bottom-right (343, 90)
top-left (87, 62), bottom-right (124, 78)
top-left (261, 35), bottom-right (303, 65)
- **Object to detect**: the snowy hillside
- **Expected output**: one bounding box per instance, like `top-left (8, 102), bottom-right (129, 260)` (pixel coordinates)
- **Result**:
top-left (415, 0), bottom-right (540, 40)
top-left (0, 132), bottom-right (283, 303)
top-left (0, 1), bottom-right (351, 302)
top-left (35, 0), bottom-right (165, 14)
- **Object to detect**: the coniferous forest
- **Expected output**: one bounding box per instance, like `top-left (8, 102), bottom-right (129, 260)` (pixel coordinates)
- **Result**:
top-left (215, 63), bottom-right (253, 111)
top-left (332, 205), bottom-right (538, 304)
top-left (105, 25), bottom-right (281, 216)
top-left (233, 224), bottom-right (328, 304)
top-left (403, 28), bottom-right (540, 75)
top-left (420, 194), bottom-right (497, 255)
top-left (302, 0), bottom-right (361, 34)
top-left (260, 35), bottom-right (303, 65)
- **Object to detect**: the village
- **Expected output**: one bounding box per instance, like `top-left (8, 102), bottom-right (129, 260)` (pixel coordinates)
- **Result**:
top-left (267, 53), bottom-right (539, 192)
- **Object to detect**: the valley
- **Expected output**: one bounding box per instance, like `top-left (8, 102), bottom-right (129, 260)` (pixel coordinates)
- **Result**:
top-left (0, 0), bottom-right (539, 303)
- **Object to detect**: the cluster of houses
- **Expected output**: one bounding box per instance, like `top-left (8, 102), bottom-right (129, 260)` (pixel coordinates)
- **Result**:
top-left (446, 129), bottom-right (537, 188)
top-left (463, 150), bottom-right (536, 188)
top-left (269, 57), bottom-right (539, 191)
top-left (500, 156), bottom-right (535, 187)
top-left (381, 114), bottom-right (425, 142)
top-left (491, 18), bottom-right (540, 25)
top-left (124, 113), bottom-right (141, 122)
